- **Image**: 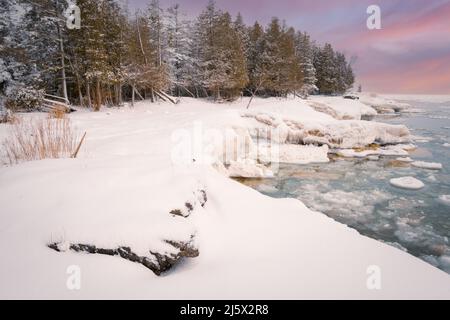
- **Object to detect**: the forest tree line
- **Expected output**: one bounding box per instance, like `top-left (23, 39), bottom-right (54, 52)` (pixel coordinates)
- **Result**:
top-left (0, 0), bottom-right (355, 111)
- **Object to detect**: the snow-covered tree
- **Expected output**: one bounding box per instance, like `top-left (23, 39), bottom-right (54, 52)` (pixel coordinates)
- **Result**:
top-left (295, 31), bottom-right (317, 97)
top-left (164, 4), bottom-right (193, 96)
top-left (0, 0), bottom-right (43, 110)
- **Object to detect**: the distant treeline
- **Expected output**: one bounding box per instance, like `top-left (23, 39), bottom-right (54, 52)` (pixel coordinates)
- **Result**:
top-left (0, 0), bottom-right (355, 111)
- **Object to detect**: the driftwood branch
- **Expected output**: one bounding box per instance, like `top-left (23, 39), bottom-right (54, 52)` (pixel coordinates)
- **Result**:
top-left (72, 132), bottom-right (87, 158)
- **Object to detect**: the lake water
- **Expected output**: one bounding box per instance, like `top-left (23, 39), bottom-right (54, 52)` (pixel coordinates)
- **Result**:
top-left (239, 98), bottom-right (450, 274)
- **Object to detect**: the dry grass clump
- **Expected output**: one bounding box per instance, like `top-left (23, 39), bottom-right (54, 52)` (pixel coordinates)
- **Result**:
top-left (3, 117), bottom-right (79, 165)
top-left (48, 106), bottom-right (67, 119)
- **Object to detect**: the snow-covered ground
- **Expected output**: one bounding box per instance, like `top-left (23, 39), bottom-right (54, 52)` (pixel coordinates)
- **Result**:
top-left (0, 96), bottom-right (449, 299)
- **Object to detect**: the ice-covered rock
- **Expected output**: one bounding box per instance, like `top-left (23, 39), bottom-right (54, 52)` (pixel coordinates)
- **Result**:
top-left (412, 161), bottom-right (443, 170)
top-left (438, 195), bottom-right (450, 205)
top-left (358, 93), bottom-right (411, 113)
top-left (242, 109), bottom-right (411, 149)
top-left (259, 143), bottom-right (329, 164)
top-left (390, 176), bottom-right (425, 190)
top-left (307, 96), bottom-right (377, 120)
top-left (227, 159), bottom-right (274, 178)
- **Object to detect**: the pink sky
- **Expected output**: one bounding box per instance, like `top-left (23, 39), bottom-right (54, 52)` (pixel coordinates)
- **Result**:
top-left (129, 0), bottom-right (450, 94)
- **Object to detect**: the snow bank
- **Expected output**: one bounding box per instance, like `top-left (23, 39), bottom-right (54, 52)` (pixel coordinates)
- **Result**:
top-left (390, 176), bottom-right (425, 190)
top-left (358, 93), bottom-right (411, 113)
top-left (242, 111), bottom-right (410, 149)
top-left (0, 98), bottom-right (448, 299)
top-left (308, 96), bottom-right (377, 120)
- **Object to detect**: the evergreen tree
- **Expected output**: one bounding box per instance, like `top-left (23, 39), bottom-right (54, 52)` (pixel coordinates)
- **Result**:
top-left (314, 43), bottom-right (337, 94)
top-left (295, 31), bottom-right (317, 97)
top-left (165, 4), bottom-right (192, 96)
top-left (0, 0), bottom-right (44, 110)
top-left (246, 21), bottom-right (266, 96)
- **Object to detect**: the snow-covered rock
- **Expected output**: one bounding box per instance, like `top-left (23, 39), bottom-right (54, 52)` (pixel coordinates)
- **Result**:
top-left (308, 96), bottom-right (377, 120)
top-left (358, 93), bottom-right (411, 113)
top-left (336, 145), bottom-right (410, 158)
top-left (390, 176), bottom-right (425, 190)
top-left (227, 159), bottom-right (274, 178)
top-left (438, 195), bottom-right (450, 205)
top-left (412, 161), bottom-right (443, 170)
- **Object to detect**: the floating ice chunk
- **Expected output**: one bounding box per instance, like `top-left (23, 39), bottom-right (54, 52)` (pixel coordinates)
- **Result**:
top-left (443, 143), bottom-right (450, 148)
top-left (368, 155), bottom-right (379, 161)
top-left (257, 184), bottom-right (279, 193)
top-left (336, 149), bottom-right (378, 158)
top-left (396, 143), bottom-right (416, 151)
top-left (379, 145), bottom-right (409, 156)
top-left (412, 161), bottom-right (442, 170)
top-left (427, 175), bottom-right (437, 182)
top-left (438, 195), bottom-right (450, 205)
top-left (396, 157), bottom-right (413, 163)
top-left (412, 135), bottom-right (433, 143)
top-left (390, 176), bottom-right (424, 190)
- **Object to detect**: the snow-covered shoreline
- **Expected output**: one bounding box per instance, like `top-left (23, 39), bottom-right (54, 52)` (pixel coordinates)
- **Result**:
top-left (1, 94), bottom-right (449, 299)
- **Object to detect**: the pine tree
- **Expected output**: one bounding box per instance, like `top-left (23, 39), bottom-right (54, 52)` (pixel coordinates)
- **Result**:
top-left (246, 21), bottom-right (266, 97)
top-left (165, 4), bottom-right (192, 96)
top-left (233, 13), bottom-right (250, 60)
top-left (279, 26), bottom-right (302, 96)
top-left (295, 31), bottom-right (317, 97)
top-left (314, 43), bottom-right (337, 95)
top-left (259, 17), bottom-right (283, 95)
top-left (147, 0), bottom-right (164, 67)
top-left (0, 0), bottom-right (44, 110)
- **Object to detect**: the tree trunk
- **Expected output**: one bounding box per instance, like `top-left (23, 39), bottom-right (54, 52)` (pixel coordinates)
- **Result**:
top-left (95, 78), bottom-right (101, 111)
top-left (57, 24), bottom-right (68, 103)
top-left (131, 84), bottom-right (135, 107)
top-left (86, 81), bottom-right (92, 109)
top-left (118, 83), bottom-right (122, 105)
top-left (136, 15), bottom-right (148, 65)
top-left (77, 78), bottom-right (83, 107)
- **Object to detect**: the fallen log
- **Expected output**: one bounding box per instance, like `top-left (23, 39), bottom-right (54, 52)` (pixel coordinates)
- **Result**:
top-left (155, 90), bottom-right (177, 104)
top-left (153, 90), bottom-right (167, 102)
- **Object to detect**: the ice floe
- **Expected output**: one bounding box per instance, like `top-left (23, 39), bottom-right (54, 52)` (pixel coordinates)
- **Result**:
top-left (412, 161), bottom-right (443, 170)
top-left (390, 176), bottom-right (425, 190)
